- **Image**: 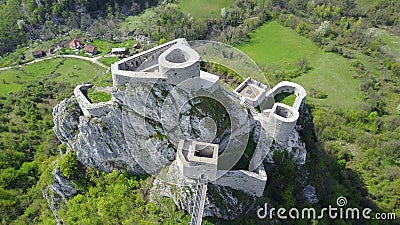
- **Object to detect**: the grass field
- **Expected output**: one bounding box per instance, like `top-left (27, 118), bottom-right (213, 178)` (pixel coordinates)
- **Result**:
top-left (355, 0), bottom-right (376, 11)
top-left (120, 9), bottom-right (155, 34)
top-left (98, 56), bottom-right (120, 67)
top-left (176, 0), bottom-right (232, 18)
top-left (372, 28), bottom-right (400, 62)
top-left (90, 39), bottom-right (136, 55)
top-left (237, 21), bottom-right (363, 110)
top-left (0, 58), bottom-right (107, 96)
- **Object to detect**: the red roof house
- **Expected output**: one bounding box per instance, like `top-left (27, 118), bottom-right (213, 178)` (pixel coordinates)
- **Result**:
top-left (69, 39), bottom-right (83, 49)
top-left (84, 45), bottom-right (98, 55)
top-left (32, 50), bottom-right (46, 58)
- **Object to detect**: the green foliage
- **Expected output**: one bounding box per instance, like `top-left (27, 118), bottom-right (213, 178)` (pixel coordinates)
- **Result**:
top-left (0, 58), bottom-right (107, 96)
top-left (308, 88), bottom-right (328, 99)
top-left (134, 4), bottom-right (208, 42)
top-left (295, 22), bottom-right (308, 35)
top-left (201, 62), bottom-right (244, 88)
top-left (390, 62), bottom-right (400, 77)
top-left (0, 0), bottom-right (399, 223)
top-left (0, 52), bottom-right (109, 223)
top-left (98, 56), bottom-right (120, 67)
top-left (296, 57), bottom-right (310, 72)
top-left (87, 91), bottom-right (111, 103)
top-left (59, 152), bottom-right (78, 179)
top-left (0, 0), bottom-right (24, 55)
top-left (177, 0), bottom-right (233, 18)
top-left (369, 0), bottom-right (400, 27)
top-left (0, 0), bottom-right (157, 56)
top-left (265, 150), bottom-right (298, 208)
top-left (336, 159), bottom-right (347, 169)
top-left (59, 170), bottom-right (192, 224)
top-left (159, 38), bottom-right (167, 45)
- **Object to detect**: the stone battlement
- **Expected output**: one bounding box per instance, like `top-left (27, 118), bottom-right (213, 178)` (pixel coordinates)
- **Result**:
top-left (74, 84), bottom-right (112, 117)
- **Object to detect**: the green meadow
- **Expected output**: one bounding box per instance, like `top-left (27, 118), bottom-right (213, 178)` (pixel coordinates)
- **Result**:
top-left (373, 28), bottom-right (400, 62)
top-left (176, 0), bottom-right (232, 18)
top-left (355, 0), bottom-right (377, 11)
top-left (0, 58), bottom-right (107, 96)
top-left (238, 21), bottom-right (363, 110)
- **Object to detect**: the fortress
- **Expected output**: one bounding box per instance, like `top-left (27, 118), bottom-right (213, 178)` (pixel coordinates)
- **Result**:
top-left (73, 38), bottom-right (307, 224)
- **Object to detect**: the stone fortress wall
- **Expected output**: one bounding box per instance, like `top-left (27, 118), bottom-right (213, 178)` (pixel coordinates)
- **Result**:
top-left (233, 77), bottom-right (267, 107)
top-left (212, 165), bottom-right (268, 197)
top-left (73, 84), bottom-right (113, 118)
top-left (260, 81), bottom-right (307, 143)
top-left (73, 38), bottom-right (306, 198)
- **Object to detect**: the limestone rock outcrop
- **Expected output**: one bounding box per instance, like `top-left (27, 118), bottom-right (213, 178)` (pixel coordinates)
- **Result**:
top-left (150, 161), bottom-right (256, 220)
top-left (52, 96), bottom-right (81, 145)
top-left (51, 166), bottom-right (77, 199)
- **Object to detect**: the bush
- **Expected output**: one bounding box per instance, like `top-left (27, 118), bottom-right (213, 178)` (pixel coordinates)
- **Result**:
top-left (390, 62), bottom-right (400, 77)
top-left (296, 57), bottom-right (310, 72)
top-left (295, 22), bottom-right (308, 35)
top-left (59, 151), bottom-right (78, 179)
top-left (159, 38), bottom-right (167, 45)
top-left (309, 88), bottom-right (328, 99)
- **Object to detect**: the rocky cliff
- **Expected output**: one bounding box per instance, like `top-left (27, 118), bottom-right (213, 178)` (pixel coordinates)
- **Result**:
top-left (51, 80), bottom-right (313, 220)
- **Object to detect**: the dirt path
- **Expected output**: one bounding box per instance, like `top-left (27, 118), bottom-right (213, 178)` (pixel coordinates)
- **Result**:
top-left (0, 54), bottom-right (108, 71)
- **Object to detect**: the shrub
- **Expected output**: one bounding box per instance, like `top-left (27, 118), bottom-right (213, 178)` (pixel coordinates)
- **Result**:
top-left (59, 151), bottom-right (78, 179)
top-left (390, 62), bottom-right (400, 77)
top-left (159, 38), bottom-right (167, 45)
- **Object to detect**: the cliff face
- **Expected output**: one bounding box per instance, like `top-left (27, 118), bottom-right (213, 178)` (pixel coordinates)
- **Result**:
top-left (51, 80), bottom-right (311, 220)
top-left (53, 96), bottom-right (145, 174)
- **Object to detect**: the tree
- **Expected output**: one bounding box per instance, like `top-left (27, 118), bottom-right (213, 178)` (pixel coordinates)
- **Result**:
top-left (59, 151), bottom-right (78, 179)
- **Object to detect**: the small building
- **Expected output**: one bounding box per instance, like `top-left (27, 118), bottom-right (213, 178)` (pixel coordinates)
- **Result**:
top-left (32, 50), bottom-right (46, 58)
top-left (111, 47), bottom-right (127, 55)
top-left (69, 39), bottom-right (83, 49)
top-left (84, 45), bottom-right (98, 55)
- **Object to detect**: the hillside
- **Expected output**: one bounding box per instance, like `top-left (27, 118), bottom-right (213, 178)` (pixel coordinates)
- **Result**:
top-left (0, 0), bottom-right (399, 224)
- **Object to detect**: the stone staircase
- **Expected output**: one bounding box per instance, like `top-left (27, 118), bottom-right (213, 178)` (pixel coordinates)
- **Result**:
top-left (242, 100), bottom-right (259, 116)
top-left (190, 183), bottom-right (208, 225)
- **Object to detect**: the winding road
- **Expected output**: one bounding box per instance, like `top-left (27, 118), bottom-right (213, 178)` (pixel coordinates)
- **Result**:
top-left (0, 54), bottom-right (109, 71)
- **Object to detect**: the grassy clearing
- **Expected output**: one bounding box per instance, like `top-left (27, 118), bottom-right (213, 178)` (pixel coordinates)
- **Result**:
top-left (0, 58), bottom-right (107, 96)
top-left (53, 59), bottom-right (106, 83)
top-left (355, 0), bottom-right (377, 11)
top-left (98, 56), bottom-right (120, 67)
top-left (372, 28), bottom-right (400, 62)
top-left (120, 9), bottom-right (155, 34)
top-left (0, 69), bottom-right (26, 95)
top-left (237, 21), bottom-right (363, 109)
top-left (90, 39), bottom-right (136, 55)
top-left (176, 0), bottom-right (232, 18)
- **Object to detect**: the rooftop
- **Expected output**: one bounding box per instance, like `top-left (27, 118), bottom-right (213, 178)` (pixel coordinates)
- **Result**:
top-left (112, 47), bottom-right (126, 53)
